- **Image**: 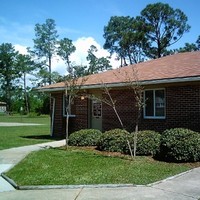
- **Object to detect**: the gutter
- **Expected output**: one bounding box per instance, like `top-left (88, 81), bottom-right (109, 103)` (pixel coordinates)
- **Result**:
top-left (50, 97), bottom-right (56, 137)
top-left (37, 76), bottom-right (200, 93)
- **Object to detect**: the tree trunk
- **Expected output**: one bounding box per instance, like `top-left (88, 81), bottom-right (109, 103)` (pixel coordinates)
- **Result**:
top-left (66, 113), bottom-right (69, 148)
top-left (48, 56), bottom-right (52, 85)
top-left (24, 73), bottom-right (29, 114)
top-left (133, 123), bottom-right (138, 157)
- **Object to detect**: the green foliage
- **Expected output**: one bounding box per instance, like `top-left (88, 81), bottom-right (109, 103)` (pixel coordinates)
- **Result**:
top-left (127, 130), bottom-right (161, 156)
top-left (97, 129), bottom-right (129, 152)
top-left (174, 35), bottom-right (200, 53)
top-left (158, 128), bottom-right (200, 162)
top-left (69, 129), bottom-right (102, 146)
top-left (103, 16), bottom-right (146, 66)
top-left (57, 38), bottom-right (76, 74)
top-left (86, 45), bottom-right (112, 74)
top-left (140, 2), bottom-right (190, 58)
top-left (32, 18), bottom-right (59, 85)
top-left (0, 43), bottom-right (20, 111)
top-left (103, 3), bottom-right (190, 61)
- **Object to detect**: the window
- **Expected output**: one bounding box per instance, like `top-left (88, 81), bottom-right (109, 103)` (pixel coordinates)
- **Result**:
top-left (63, 94), bottom-right (75, 117)
top-left (92, 100), bottom-right (102, 118)
top-left (144, 89), bottom-right (165, 119)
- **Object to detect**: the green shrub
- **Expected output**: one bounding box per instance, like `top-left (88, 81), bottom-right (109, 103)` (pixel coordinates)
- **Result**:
top-left (158, 128), bottom-right (200, 162)
top-left (126, 130), bottom-right (161, 156)
top-left (69, 129), bottom-right (102, 146)
top-left (97, 129), bottom-right (129, 153)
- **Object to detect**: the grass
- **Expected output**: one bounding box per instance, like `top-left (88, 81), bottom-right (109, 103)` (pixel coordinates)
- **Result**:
top-left (0, 115), bottom-right (57, 150)
top-left (6, 147), bottom-right (192, 186)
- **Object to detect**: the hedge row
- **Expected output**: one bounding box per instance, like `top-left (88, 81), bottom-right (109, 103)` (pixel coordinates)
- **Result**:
top-left (158, 128), bottom-right (200, 162)
top-left (68, 128), bottom-right (200, 162)
top-left (68, 129), bottom-right (102, 146)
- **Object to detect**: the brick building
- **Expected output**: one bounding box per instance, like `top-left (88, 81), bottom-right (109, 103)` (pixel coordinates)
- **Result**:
top-left (38, 52), bottom-right (200, 137)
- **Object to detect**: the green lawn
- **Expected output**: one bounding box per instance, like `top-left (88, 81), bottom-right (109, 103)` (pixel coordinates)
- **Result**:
top-left (6, 147), bottom-right (191, 186)
top-left (0, 115), bottom-right (57, 150)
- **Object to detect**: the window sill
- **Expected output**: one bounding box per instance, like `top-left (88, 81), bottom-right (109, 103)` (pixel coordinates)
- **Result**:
top-left (63, 114), bottom-right (76, 118)
top-left (144, 116), bottom-right (166, 120)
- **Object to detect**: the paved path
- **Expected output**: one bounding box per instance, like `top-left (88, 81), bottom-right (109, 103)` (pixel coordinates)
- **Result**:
top-left (0, 122), bottom-right (42, 126)
top-left (0, 140), bottom-right (200, 200)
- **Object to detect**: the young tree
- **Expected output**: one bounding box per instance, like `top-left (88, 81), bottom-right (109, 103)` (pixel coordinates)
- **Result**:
top-left (123, 68), bottom-right (144, 157)
top-left (86, 81), bottom-right (134, 158)
top-left (115, 67), bottom-right (144, 157)
top-left (57, 37), bottom-right (87, 146)
top-left (0, 43), bottom-right (19, 111)
top-left (64, 75), bottom-right (86, 147)
top-left (32, 18), bottom-right (59, 85)
top-left (140, 2), bottom-right (190, 58)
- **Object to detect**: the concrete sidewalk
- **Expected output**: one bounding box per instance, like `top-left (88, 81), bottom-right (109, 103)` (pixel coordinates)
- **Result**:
top-left (0, 140), bottom-right (200, 200)
top-left (0, 140), bottom-right (66, 193)
top-left (0, 122), bottom-right (42, 126)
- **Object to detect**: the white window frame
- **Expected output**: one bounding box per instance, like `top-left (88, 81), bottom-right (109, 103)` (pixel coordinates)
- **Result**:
top-left (63, 94), bottom-right (76, 117)
top-left (143, 88), bottom-right (166, 119)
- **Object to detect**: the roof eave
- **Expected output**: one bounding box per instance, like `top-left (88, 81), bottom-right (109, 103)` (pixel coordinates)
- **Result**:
top-left (37, 76), bottom-right (200, 92)
top-left (82, 76), bottom-right (200, 89)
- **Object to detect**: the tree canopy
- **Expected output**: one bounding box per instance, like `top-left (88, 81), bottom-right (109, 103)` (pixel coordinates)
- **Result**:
top-left (140, 2), bottom-right (190, 58)
top-left (32, 18), bottom-right (59, 85)
top-left (0, 43), bottom-right (19, 111)
top-left (103, 2), bottom-right (191, 62)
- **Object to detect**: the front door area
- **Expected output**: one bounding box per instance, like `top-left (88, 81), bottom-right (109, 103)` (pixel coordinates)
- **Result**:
top-left (90, 98), bottom-right (102, 131)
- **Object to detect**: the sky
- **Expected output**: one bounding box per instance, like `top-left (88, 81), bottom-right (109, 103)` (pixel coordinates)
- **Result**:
top-left (0, 0), bottom-right (200, 75)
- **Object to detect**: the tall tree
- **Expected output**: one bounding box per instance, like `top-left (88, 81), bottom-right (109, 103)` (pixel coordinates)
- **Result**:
top-left (179, 35), bottom-right (200, 52)
top-left (32, 18), bottom-right (58, 85)
top-left (73, 64), bottom-right (88, 77)
top-left (57, 38), bottom-right (76, 74)
top-left (139, 2), bottom-right (190, 58)
top-left (103, 16), bottom-right (146, 66)
top-left (86, 45), bottom-right (112, 74)
top-left (86, 45), bottom-right (98, 74)
top-left (16, 54), bottom-right (35, 113)
top-left (196, 35), bottom-right (200, 50)
top-left (0, 43), bottom-right (19, 111)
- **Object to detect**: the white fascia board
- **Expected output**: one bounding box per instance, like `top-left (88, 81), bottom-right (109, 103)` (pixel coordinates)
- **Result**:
top-left (37, 76), bottom-right (200, 92)
top-left (81, 76), bottom-right (200, 89)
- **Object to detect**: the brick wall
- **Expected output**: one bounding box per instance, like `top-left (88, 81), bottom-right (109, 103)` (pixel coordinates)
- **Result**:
top-left (51, 83), bottom-right (200, 136)
top-left (51, 92), bottom-right (89, 137)
top-left (69, 97), bottom-right (88, 133)
top-left (102, 89), bottom-right (138, 132)
top-left (102, 84), bottom-right (200, 133)
top-left (140, 84), bottom-right (200, 132)
top-left (51, 92), bottom-right (66, 137)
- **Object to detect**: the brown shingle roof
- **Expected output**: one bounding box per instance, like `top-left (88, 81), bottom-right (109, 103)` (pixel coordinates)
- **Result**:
top-left (39, 51), bottom-right (200, 91)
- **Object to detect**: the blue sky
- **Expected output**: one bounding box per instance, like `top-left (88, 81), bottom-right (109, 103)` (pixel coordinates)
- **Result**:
top-left (0, 0), bottom-right (200, 72)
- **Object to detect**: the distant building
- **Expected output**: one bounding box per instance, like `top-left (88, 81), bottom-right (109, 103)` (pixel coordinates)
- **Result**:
top-left (0, 102), bottom-right (7, 113)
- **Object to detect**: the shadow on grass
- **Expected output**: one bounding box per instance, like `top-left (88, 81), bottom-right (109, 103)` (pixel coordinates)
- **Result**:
top-left (21, 135), bottom-right (64, 141)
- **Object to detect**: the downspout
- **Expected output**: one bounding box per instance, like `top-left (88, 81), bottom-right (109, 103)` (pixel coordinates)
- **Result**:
top-left (51, 97), bottom-right (56, 137)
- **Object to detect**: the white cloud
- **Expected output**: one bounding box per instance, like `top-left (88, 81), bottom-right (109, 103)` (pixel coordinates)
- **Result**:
top-left (14, 44), bottom-right (28, 54)
top-left (52, 37), bottom-right (120, 75)
top-left (70, 36), bottom-right (120, 69)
